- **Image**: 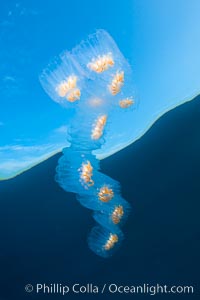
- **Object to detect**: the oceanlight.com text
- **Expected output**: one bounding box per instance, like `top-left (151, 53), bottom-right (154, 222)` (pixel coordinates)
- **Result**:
top-left (24, 283), bottom-right (194, 296)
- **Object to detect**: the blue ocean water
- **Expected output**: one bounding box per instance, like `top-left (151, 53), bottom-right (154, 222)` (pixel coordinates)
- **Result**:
top-left (0, 95), bottom-right (199, 299)
top-left (1, 0), bottom-right (200, 299)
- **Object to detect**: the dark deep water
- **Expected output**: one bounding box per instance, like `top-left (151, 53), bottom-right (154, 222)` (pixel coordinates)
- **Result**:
top-left (0, 96), bottom-right (200, 300)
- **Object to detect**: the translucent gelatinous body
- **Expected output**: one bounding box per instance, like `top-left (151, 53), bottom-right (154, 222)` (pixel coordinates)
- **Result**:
top-left (88, 226), bottom-right (124, 258)
top-left (40, 29), bottom-right (137, 258)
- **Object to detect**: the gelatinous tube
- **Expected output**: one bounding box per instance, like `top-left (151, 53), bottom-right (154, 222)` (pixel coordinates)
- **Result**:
top-left (39, 29), bottom-right (137, 258)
